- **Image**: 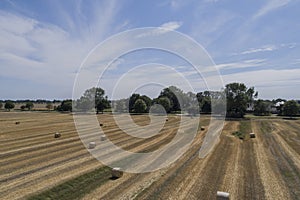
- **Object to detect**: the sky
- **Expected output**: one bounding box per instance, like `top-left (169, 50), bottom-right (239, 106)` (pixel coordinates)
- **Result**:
top-left (0, 0), bottom-right (299, 100)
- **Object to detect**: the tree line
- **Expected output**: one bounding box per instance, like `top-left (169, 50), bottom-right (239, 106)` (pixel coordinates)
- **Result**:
top-left (1, 82), bottom-right (299, 118)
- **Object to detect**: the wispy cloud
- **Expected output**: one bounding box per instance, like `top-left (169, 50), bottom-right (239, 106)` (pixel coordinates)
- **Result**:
top-left (160, 21), bottom-right (182, 31)
top-left (253, 0), bottom-right (290, 19)
top-left (136, 21), bottom-right (182, 38)
top-left (216, 59), bottom-right (267, 70)
top-left (239, 45), bottom-right (277, 55)
top-left (0, 1), bottom-right (128, 99)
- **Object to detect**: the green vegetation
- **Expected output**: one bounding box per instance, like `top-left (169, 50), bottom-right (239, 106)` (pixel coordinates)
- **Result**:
top-left (254, 99), bottom-right (271, 116)
top-left (232, 120), bottom-right (252, 140)
top-left (56, 100), bottom-right (72, 112)
top-left (132, 99), bottom-right (147, 113)
top-left (282, 100), bottom-right (299, 117)
top-left (75, 87), bottom-right (110, 113)
top-left (28, 166), bottom-right (111, 200)
top-left (4, 101), bottom-right (15, 111)
top-left (25, 102), bottom-right (34, 110)
top-left (225, 83), bottom-right (258, 118)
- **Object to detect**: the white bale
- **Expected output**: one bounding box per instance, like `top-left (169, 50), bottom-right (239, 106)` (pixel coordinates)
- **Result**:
top-left (201, 126), bottom-right (205, 131)
top-left (54, 132), bottom-right (61, 138)
top-left (217, 191), bottom-right (230, 199)
top-left (89, 142), bottom-right (96, 149)
top-left (250, 132), bottom-right (256, 138)
top-left (100, 135), bottom-right (107, 141)
top-left (111, 167), bottom-right (123, 178)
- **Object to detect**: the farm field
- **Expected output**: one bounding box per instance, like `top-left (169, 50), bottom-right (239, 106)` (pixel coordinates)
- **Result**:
top-left (0, 112), bottom-right (300, 200)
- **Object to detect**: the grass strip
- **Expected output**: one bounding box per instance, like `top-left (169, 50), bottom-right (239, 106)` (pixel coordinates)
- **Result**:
top-left (27, 166), bottom-right (111, 200)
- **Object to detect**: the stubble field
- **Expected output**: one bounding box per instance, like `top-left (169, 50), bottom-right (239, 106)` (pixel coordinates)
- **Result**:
top-left (0, 112), bottom-right (299, 200)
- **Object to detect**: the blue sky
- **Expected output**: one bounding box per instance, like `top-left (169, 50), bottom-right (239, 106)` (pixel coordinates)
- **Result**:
top-left (0, 0), bottom-right (299, 100)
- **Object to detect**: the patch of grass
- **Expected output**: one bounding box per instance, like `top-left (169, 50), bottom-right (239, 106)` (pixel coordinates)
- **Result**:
top-left (232, 120), bottom-right (252, 140)
top-left (27, 166), bottom-right (111, 200)
top-left (232, 131), bottom-right (245, 140)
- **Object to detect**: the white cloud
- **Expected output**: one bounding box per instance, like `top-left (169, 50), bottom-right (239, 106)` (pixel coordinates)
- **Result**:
top-left (216, 59), bottom-right (266, 70)
top-left (253, 0), bottom-right (290, 19)
top-left (160, 21), bottom-right (182, 31)
top-left (136, 21), bottom-right (183, 38)
top-left (239, 45), bottom-right (277, 55)
top-left (0, 0), bottom-right (127, 96)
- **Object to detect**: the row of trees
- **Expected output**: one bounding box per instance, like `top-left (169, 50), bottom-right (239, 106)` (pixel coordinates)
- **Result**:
top-left (253, 99), bottom-right (300, 117)
top-left (2, 83), bottom-right (299, 118)
top-left (0, 101), bottom-right (58, 111)
top-left (113, 83), bottom-right (300, 118)
top-left (114, 86), bottom-right (200, 114)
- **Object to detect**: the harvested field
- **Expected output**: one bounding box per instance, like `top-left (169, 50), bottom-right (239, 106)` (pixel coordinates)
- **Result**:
top-left (0, 112), bottom-right (299, 200)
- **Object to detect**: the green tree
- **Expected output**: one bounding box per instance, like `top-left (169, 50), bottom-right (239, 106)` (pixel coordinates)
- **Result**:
top-left (96, 96), bottom-right (110, 114)
top-left (225, 83), bottom-right (258, 118)
top-left (25, 102), bottom-right (34, 110)
top-left (254, 100), bottom-right (270, 116)
top-left (282, 100), bottom-right (299, 117)
top-left (76, 87), bottom-right (110, 113)
top-left (133, 99), bottom-right (147, 113)
top-left (140, 95), bottom-right (152, 112)
top-left (158, 86), bottom-right (184, 112)
top-left (57, 100), bottom-right (72, 112)
top-left (20, 105), bottom-right (26, 111)
top-left (0, 102), bottom-right (3, 109)
top-left (129, 93), bottom-right (141, 112)
top-left (46, 103), bottom-right (53, 111)
top-left (5, 101), bottom-right (15, 111)
top-left (196, 91), bottom-right (211, 113)
top-left (156, 97), bottom-right (171, 113)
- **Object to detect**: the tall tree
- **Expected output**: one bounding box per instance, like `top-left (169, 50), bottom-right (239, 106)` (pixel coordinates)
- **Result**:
top-left (5, 101), bottom-right (15, 111)
top-left (196, 91), bottom-right (211, 113)
top-left (129, 93), bottom-right (141, 113)
top-left (0, 102), bottom-right (3, 109)
top-left (140, 95), bottom-right (152, 112)
top-left (57, 100), bottom-right (72, 112)
top-left (133, 99), bottom-right (147, 113)
top-left (282, 100), bottom-right (299, 117)
top-left (158, 86), bottom-right (184, 112)
top-left (156, 97), bottom-right (171, 113)
top-left (76, 87), bottom-right (110, 113)
top-left (225, 83), bottom-right (258, 118)
top-left (254, 99), bottom-right (270, 116)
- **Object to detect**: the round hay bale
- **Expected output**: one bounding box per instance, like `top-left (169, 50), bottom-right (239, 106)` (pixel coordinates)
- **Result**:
top-left (99, 123), bottom-right (104, 127)
top-left (217, 191), bottom-right (230, 200)
top-left (201, 126), bottom-right (205, 131)
top-left (89, 142), bottom-right (96, 149)
top-left (111, 167), bottom-right (123, 178)
top-left (100, 135), bottom-right (107, 141)
top-left (54, 132), bottom-right (61, 138)
top-left (166, 118), bottom-right (169, 122)
top-left (15, 121), bottom-right (20, 125)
